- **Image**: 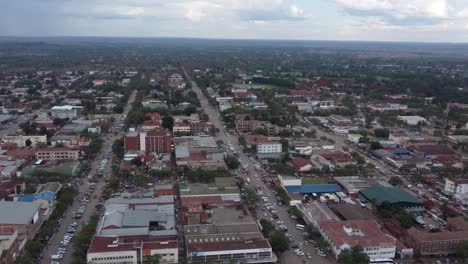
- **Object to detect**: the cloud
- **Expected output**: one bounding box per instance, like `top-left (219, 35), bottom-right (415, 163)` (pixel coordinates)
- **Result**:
top-left (334, 0), bottom-right (452, 25)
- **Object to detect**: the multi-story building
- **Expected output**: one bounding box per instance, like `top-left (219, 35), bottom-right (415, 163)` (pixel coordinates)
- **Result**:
top-left (1, 135), bottom-right (47, 148)
top-left (124, 129), bottom-right (171, 154)
top-left (0, 226), bottom-right (18, 264)
top-left (173, 123), bottom-right (191, 134)
top-left (235, 115), bottom-right (276, 135)
top-left (403, 217), bottom-right (468, 256)
top-left (184, 223), bottom-right (276, 263)
top-left (48, 105), bottom-right (81, 119)
top-left (35, 148), bottom-right (80, 161)
top-left (0, 201), bottom-right (42, 240)
top-left (87, 194), bottom-right (178, 264)
top-left (444, 178), bottom-right (468, 202)
top-left (320, 220), bottom-right (397, 261)
top-left (257, 142), bottom-right (282, 159)
top-left (327, 115), bottom-right (353, 126)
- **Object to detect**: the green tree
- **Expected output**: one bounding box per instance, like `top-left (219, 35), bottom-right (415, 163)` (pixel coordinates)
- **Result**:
top-left (306, 225), bottom-right (322, 240)
top-left (351, 151), bottom-right (366, 165)
top-left (260, 219), bottom-right (276, 237)
top-left (162, 115), bottom-right (174, 130)
top-left (339, 246), bottom-right (370, 264)
top-left (134, 174), bottom-right (149, 187)
top-left (238, 135), bottom-right (247, 146)
top-left (24, 185), bottom-right (36, 194)
top-left (288, 206), bottom-right (302, 218)
top-left (395, 209), bottom-right (414, 229)
top-left (252, 127), bottom-right (267, 135)
top-left (388, 176), bottom-right (403, 186)
top-left (245, 187), bottom-right (260, 207)
top-left (270, 230), bottom-right (290, 254)
top-left (148, 254), bottom-right (161, 264)
top-left (112, 138), bottom-right (125, 158)
top-left (224, 155), bottom-right (240, 170)
top-left (374, 128), bottom-right (389, 138)
top-left (455, 241), bottom-right (468, 260)
top-left (370, 141), bottom-right (383, 150)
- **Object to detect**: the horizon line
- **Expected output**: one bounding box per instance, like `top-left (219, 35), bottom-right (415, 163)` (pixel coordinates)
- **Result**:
top-left (0, 35), bottom-right (467, 45)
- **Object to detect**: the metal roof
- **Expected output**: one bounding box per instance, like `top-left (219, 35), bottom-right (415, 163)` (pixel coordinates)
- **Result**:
top-left (0, 201), bottom-right (40, 224)
top-left (359, 186), bottom-right (424, 207)
top-left (285, 184), bottom-right (341, 194)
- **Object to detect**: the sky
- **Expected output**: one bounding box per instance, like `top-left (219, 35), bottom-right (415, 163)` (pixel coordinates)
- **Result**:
top-left (2, 0), bottom-right (468, 42)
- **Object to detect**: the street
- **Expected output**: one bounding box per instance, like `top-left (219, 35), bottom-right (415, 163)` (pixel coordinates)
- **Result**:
top-left (40, 90), bottom-right (136, 264)
top-left (188, 74), bottom-right (335, 264)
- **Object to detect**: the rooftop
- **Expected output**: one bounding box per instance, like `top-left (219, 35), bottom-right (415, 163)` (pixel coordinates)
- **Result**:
top-left (285, 184), bottom-right (341, 194)
top-left (320, 220), bottom-right (396, 249)
top-left (359, 186), bottom-right (424, 207)
top-left (0, 201), bottom-right (40, 225)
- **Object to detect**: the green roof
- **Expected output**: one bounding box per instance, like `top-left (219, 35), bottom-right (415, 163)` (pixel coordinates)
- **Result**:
top-left (359, 186), bottom-right (424, 207)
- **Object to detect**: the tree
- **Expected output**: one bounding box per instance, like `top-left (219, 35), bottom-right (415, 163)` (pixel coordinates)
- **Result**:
top-left (224, 155), bottom-right (240, 170)
top-left (134, 174), bottom-right (149, 187)
top-left (131, 158), bottom-right (143, 167)
top-left (374, 128), bottom-right (389, 138)
top-left (112, 138), bottom-right (125, 158)
top-left (455, 241), bottom-right (468, 260)
top-left (260, 219), bottom-right (276, 237)
top-left (238, 135), bottom-right (247, 146)
top-left (370, 141), bottom-right (383, 150)
top-left (288, 206), bottom-right (302, 218)
top-left (339, 246), bottom-right (370, 264)
top-left (148, 254), bottom-right (161, 264)
top-left (351, 151), bottom-right (366, 165)
top-left (245, 187), bottom-right (260, 207)
top-left (252, 127), bottom-right (267, 135)
top-left (162, 115), bottom-right (174, 130)
top-left (24, 185), bottom-right (36, 194)
top-left (270, 230), bottom-right (290, 254)
top-left (395, 209), bottom-right (414, 229)
top-left (388, 176), bottom-right (403, 186)
top-left (25, 139), bottom-right (32, 147)
top-left (306, 225), bottom-right (322, 240)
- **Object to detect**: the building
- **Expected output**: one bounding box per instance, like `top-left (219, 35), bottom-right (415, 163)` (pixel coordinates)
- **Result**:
top-left (235, 115), bottom-right (276, 135)
top-left (320, 220), bottom-right (397, 261)
top-left (87, 235), bottom-right (178, 264)
top-left (87, 193), bottom-right (178, 264)
top-left (328, 115), bottom-right (352, 126)
top-left (0, 226), bottom-right (18, 264)
top-left (124, 129), bottom-right (171, 154)
top-left (0, 201), bottom-right (41, 240)
top-left (310, 151), bottom-right (354, 171)
top-left (397, 116), bottom-right (427, 125)
top-left (48, 105), bottom-right (80, 119)
top-left (50, 134), bottom-right (80, 147)
top-left (173, 122), bottom-right (191, 134)
top-left (368, 103), bottom-right (408, 112)
top-left (334, 176), bottom-right (386, 197)
top-left (174, 136), bottom-right (225, 170)
top-left (298, 201), bottom-right (340, 228)
top-left (0, 135), bottom-right (47, 148)
top-left (257, 142), bottom-right (282, 159)
top-left (444, 178), bottom-right (468, 202)
top-left (288, 157), bottom-right (312, 172)
top-left (184, 223), bottom-right (276, 263)
top-left (359, 186), bottom-right (424, 209)
top-left (179, 178), bottom-right (241, 208)
top-left (35, 148), bottom-right (80, 161)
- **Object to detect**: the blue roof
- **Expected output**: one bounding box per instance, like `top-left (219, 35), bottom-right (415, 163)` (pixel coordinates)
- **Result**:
top-left (17, 194), bottom-right (35, 202)
top-left (34, 191), bottom-right (55, 203)
top-left (285, 184), bottom-right (341, 194)
top-left (17, 191), bottom-right (55, 203)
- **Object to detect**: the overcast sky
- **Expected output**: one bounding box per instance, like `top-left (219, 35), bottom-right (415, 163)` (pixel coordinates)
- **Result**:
top-left (2, 0), bottom-right (468, 42)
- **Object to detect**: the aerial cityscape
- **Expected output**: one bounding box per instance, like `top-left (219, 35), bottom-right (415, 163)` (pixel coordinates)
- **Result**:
top-left (2, 1), bottom-right (468, 264)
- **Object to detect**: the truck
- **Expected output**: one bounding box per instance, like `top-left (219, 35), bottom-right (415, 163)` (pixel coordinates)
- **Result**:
top-left (51, 255), bottom-right (62, 260)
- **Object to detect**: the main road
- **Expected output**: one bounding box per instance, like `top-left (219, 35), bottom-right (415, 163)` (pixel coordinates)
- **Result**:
top-left (186, 71), bottom-right (335, 264)
top-left (41, 90), bottom-right (136, 264)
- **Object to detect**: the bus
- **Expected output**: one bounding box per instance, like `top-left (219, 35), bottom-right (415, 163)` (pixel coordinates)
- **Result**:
top-left (370, 258), bottom-right (394, 264)
top-left (296, 224), bottom-right (305, 230)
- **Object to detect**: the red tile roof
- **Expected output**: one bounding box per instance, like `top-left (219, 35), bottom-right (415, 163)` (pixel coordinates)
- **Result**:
top-left (289, 157), bottom-right (310, 169)
top-left (320, 220), bottom-right (396, 249)
top-left (88, 235), bottom-right (177, 254)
